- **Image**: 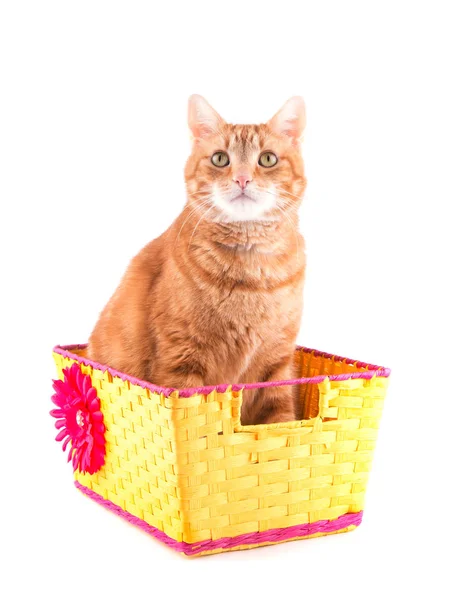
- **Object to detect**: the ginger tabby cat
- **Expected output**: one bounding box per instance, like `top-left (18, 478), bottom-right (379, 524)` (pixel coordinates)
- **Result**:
top-left (88, 95), bottom-right (306, 425)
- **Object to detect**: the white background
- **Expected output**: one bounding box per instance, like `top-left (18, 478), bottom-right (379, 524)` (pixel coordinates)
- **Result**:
top-left (1, 1), bottom-right (474, 598)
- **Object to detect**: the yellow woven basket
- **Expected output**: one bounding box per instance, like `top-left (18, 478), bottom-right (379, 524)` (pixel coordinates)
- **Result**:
top-left (51, 344), bottom-right (390, 556)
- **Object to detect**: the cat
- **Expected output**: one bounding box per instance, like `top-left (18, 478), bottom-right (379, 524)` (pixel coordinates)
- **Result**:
top-left (88, 95), bottom-right (307, 425)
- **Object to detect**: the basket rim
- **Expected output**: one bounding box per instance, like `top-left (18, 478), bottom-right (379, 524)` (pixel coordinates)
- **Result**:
top-left (53, 343), bottom-right (391, 398)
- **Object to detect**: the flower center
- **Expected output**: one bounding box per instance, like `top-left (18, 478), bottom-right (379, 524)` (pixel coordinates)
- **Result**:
top-left (76, 410), bottom-right (85, 428)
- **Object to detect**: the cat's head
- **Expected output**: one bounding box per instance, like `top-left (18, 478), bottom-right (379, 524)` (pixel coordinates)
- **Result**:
top-left (185, 95), bottom-right (306, 223)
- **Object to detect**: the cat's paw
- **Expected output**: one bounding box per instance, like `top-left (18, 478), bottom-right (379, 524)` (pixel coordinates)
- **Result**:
top-left (261, 408), bottom-right (297, 425)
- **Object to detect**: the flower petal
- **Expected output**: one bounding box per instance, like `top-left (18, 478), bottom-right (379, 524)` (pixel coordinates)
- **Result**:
top-left (55, 428), bottom-right (68, 442)
top-left (52, 379), bottom-right (67, 397)
top-left (49, 408), bottom-right (64, 418)
top-left (82, 375), bottom-right (90, 396)
top-left (88, 397), bottom-right (100, 413)
top-left (62, 435), bottom-right (72, 451)
top-left (86, 387), bottom-right (97, 405)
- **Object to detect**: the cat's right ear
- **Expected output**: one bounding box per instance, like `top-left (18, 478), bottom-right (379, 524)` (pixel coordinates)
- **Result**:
top-left (188, 95), bottom-right (224, 140)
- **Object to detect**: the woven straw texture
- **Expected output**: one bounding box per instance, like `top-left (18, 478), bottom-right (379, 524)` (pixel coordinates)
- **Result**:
top-left (53, 346), bottom-right (389, 556)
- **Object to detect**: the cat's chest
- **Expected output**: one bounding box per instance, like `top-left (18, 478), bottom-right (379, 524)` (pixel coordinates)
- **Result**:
top-left (180, 247), bottom-right (304, 333)
top-left (209, 284), bottom-right (299, 327)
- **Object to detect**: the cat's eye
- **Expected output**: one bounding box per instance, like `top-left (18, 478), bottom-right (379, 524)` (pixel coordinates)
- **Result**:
top-left (211, 152), bottom-right (230, 167)
top-left (258, 152), bottom-right (278, 168)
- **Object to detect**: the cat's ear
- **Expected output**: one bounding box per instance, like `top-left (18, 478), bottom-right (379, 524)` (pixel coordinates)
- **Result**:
top-left (268, 96), bottom-right (306, 143)
top-left (188, 95), bottom-right (225, 140)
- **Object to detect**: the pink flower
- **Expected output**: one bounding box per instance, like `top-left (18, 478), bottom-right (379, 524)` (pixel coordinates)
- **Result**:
top-left (51, 363), bottom-right (106, 474)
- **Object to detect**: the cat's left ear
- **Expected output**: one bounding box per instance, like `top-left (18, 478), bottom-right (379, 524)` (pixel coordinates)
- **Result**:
top-left (188, 94), bottom-right (225, 140)
top-left (268, 96), bottom-right (306, 144)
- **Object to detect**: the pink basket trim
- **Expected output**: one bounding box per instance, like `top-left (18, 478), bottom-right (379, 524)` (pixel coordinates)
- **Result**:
top-left (75, 481), bottom-right (362, 555)
top-left (54, 344), bottom-right (391, 399)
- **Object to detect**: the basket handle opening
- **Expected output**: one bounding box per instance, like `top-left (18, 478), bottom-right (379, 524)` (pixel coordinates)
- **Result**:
top-left (232, 379), bottom-right (329, 432)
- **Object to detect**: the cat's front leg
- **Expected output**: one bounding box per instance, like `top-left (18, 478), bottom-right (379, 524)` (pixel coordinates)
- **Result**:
top-left (150, 369), bottom-right (205, 390)
top-left (149, 356), bottom-right (206, 390)
top-left (242, 356), bottom-right (298, 425)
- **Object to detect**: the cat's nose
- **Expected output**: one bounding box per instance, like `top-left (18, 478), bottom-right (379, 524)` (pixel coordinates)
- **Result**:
top-left (234, 174), bottom-right (252, 190)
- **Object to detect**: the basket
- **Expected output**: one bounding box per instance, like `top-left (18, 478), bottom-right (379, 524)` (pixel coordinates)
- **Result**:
top-left (51, 344), bottom-right (390, 557)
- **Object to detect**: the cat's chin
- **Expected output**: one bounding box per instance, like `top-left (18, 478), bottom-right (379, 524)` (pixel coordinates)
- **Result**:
top-left (229, 193), bottom-right (255, 203)
top-left (213, 209), bottom-right (279, 224)
top-left (218, 217), bottom-right (279, 225)
top-left (212, 198), bottom-right (278, 223)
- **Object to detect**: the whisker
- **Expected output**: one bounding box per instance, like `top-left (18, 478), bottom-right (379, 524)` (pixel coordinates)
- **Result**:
top-left (277, 198), bottom-right (299, 211)
top-left (186, 188), bottom-right (212, 197)
top-left (253, 185), bottom-right (303, 204)
top-left (273, 187), bottom-right (304, 201)
top-left (174, 199), bottom-right (212, 247)
top-left (252, 187), bottom-right (301, 216)
top-left (188, 205), bottom-right (215, 252)
top-left (274, 204), bottom-right (303, 264)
